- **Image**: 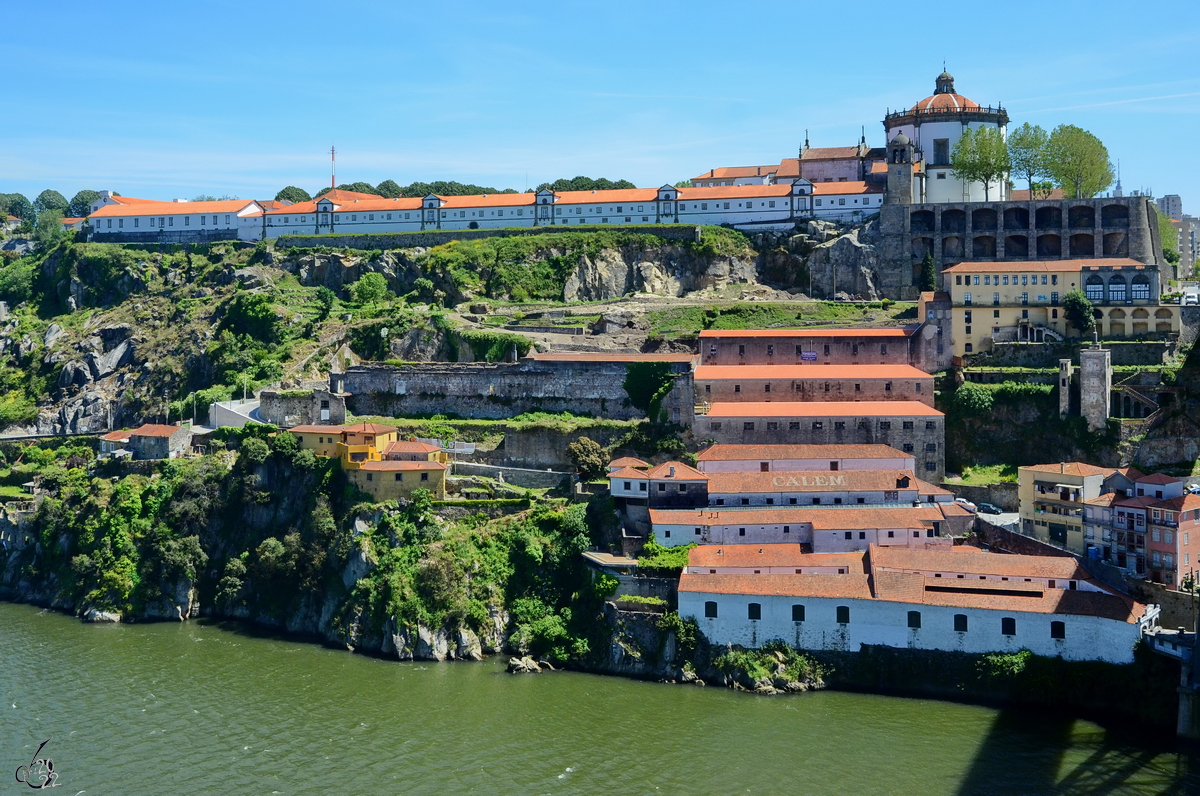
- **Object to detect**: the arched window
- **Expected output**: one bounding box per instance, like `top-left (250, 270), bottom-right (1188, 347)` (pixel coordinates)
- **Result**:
top-left (836, 605), bottom-right (850, 624)
top-left (1131, 275), bottom-right (1151, 300)
top-left (704, 601), bottom-right (718, 618)
top-left (1085, 274), bottom-right (1105, 301)
top-left (1108, 274), bottom-right (1127, 302)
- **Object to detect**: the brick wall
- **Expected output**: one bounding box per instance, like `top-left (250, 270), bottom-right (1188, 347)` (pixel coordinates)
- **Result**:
top-left (696, 374), bottom-right (932, 406)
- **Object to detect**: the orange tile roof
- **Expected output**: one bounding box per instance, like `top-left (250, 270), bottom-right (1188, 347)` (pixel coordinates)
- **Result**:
top-left (341, 422), bottom-right (398, 435)
top-left (688, 545), bottom-right (864, 571)
top-left (358, 460), bottom-right (446, 471)
top-left (694, 364), bottom-right (931, 381)
top-left (107, 195), bottom-right (161, 205)
top-left (809, 181), bottom-right (883, 195)
top-left (1117, 467), bottom-right (1145, 480)
top-left (801, 146), bottom-right (867, 160)
top-left (690, 165), bottom-right (780, 181)
top-left (89, 199), bottom-right (259, 218)
top-left (1083, 493), bottom-right (1118, 507)
top-left (609, 466), bottom-right (650, 480)
top-left (100, 430), bottom-right (132, 442)
top-left (440, 193), bottom-right (537, 209)
top-left (130, 423), bottom-right (185, 438)
top-left (679, 572), bottom-right (874, 599)
top-left (318, 189), bottom-right (383, 203)
top-left (944, 258), bottom-right (1142, 275)
top-left (870, 544), bottom-right (1086, 580)
top-left (706, 401), bottom-right (943, 418)
top-left (911, 92), bottom-right (981, 112)
top-left (269, 196), bottom-right (423, 216)
top-left (1022, 462), bottom-right (1117, 478)
top-left (552, 188), bottom-right (659, 204)
top-left (1153, 494), bottom-right (1200, 513)
top-left (1137, 473), bottom-right (1179, 485)
top-left (526, 352), bottom-right (694, 363)
top-left (288, 424), bottom-right (346, 434)
top-left (645, 461), bottom-right (708, 480)
top-left (698, 327), bottom-right (916, 339)
top-left (696, 443), bottom-right (911, 461)
top-left (706, 469), bottom-right (947, 495)
top-left (608, 457), bottom-right (650, 468)
top-left (678, 184), bottom-right (794, 200)
top-left (650, 505), bottom-right (951, 529)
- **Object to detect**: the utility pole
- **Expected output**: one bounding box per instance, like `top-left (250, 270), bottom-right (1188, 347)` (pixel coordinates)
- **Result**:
top-left (331, 145), bottom-right (336, 190)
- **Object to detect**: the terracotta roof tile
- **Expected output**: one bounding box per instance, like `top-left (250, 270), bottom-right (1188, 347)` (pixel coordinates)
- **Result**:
top-left (552, 188), bottom-right (659, 204)
top-left (358, 460), bottom-right (446, 471)
top-left (688, 545), bottom-right (865, 571)
top-left (649, 505), bottom-right (953, 529)
top-left (698, 327), bottom-right (916, 339)
top-left (694, 364), bottom-right (931, 381)
top-left (383, 440), bottom-right (441, 455)
top-left (809, 181), bottom-right (883, 196)
top-left (872, 569), bottom-right (926, 601)
top-left (690, 166), bottom-right (779, 181)
top-left (608, 457), bottom-right (650, 468)
top-left (645, 461), bottom-right (708, 480)
top-left (100, 430), bottom-right (132, 442)
top-left (527, 352), bottom-right (693, 363)
top-left (679, 572), bottom-right (874, 599)
top-left (679, 184), bottom-right (794, 200)
top-left (706, 401), bottom-right (943, 418)
top-left (1137, 473), bottom-right (1179, 485)
top-left (288, 424), bottom-right (346, 434)
top-left (130, 423), bottom-right (186, 438)
top-left (1022, 462), bottom-right (1117, 478)
top-left (1153, 494), bottom-right (1200, 513)
top-left (944, 258), bottom-right (1142, 275)
top-left (696, 443), bottom-right (911, 462)
top-left (341, 422), bottom-right (398, 435)
top-left (870, 544), bottom-right (1086, 580)
top-left (800, 146), bottom-right (866, 160)
top-left (707, 469), bottom-right (947, 495)
top-left (609, 466), bottom-right (650, 480)
top-left (89, 199), bottom-right (259, 218)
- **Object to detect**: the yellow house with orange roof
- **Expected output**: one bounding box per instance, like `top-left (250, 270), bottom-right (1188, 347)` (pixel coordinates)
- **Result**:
top-left (287, 422), bottom-right (446, 501)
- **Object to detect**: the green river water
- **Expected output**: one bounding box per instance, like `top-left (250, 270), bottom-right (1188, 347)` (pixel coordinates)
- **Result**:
top-left (2, 602), bottom-right (1198, 795)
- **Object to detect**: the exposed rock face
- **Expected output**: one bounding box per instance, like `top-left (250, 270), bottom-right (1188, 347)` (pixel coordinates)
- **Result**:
top-left (388, 327), bottom-right (454, 363)
top-left (142, 579), bottom-right (200, 621)
top-left (563, 245), bottom-right (758, 301)
top-left (805, 220), bottom-right (884, 300)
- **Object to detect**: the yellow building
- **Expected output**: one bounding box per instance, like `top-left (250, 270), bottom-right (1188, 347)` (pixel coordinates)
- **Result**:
top-left (345, 460), bottom-right (448, 501)
top-left (288, 422), bottom-right (448, 502)
top-left (1018, 462), bottom-right (1129, 553)
top-left (943, 258), bottom-right (1180, 358)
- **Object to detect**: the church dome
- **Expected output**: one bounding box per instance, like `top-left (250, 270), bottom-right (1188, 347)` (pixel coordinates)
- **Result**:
top-left (910, 70), bottom-right (980, 112)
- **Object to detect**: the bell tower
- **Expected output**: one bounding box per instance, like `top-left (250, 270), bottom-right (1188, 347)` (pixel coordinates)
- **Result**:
top-left (886, 133), bottom-right (915, 205)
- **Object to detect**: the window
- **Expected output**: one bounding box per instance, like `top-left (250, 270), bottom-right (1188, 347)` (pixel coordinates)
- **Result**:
top-left (907, 611), bottom-right (921, 629)
top-left (420, 472), bottom-right (429, 481)
top-left (926, 421), bottom-right (936, 430)
top-left (394, 473), bottom-right (403, 482)
top-left (903, 421), bottom-right (913, 430)
top-left (925, 462), bottom-right (938, 472)
top-left (954, 614), bottom-right (968, 632)
top-left (792, 604), bottom-right (805, 621)
top-left (1050, 621), bottom-right (1066, 640)
top-left (704, 601), bottom-right (718, 618)
top-left (743, 422), bottom-right (755, 431)
top-left (836, 606), bottom-right (850, 624)
top-left (964, 292), bottom-right (972, 305)
top-left (933, 139), bottom-right (950, 164)
top-left (834, 422), bottom-right (845, 430)
top-left (812, 421), bottom-right (823, 430)
top-left (879, 421), bottom-right (891, 430)
top-left (1001, 617), bottom-right (1016, 636)
top-left (366, 473), bottom-right (373, 481)
top-left (789, 422), bottom-right (800, 430)
top-left (748, 603), bottom-right (761, 620)
top-left (903, 443), bottom-right (914, 452)
top-left (658, 483), bottom-right (666, 492)
top-left (1021, 292), bottom-right (1029, 305)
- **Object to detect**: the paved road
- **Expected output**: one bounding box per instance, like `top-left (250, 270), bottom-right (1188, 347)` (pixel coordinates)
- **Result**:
top-left (978, 511), bottom-right (1020, 530)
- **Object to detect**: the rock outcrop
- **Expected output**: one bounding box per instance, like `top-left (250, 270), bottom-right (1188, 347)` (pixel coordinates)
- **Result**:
top-left (804, 219), bottom-right (884, 300)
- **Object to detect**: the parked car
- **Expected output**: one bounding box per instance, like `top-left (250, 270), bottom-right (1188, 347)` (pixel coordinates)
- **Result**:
top-left (953, 497), bottom-right (978, 512)
top-left (977, 502), bottom-right (1003, 515)
top-left (1184, 293), bottom-right (1198, 306)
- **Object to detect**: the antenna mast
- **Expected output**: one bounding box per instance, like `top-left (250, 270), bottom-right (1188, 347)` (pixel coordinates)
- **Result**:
top-left (331, 145), bottom-right (336, 189)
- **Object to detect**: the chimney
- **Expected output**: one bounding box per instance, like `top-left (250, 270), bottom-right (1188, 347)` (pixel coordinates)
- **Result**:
top-left (669, 466), bottom-right (676, 478)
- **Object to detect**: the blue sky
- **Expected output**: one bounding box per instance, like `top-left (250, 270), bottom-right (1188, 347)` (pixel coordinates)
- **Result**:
top-left (4, 1), bottom-right (1200, 212)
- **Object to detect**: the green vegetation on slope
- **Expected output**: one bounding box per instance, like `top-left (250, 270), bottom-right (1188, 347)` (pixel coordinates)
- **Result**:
top-left (646, 300), bottom-right (914, 339)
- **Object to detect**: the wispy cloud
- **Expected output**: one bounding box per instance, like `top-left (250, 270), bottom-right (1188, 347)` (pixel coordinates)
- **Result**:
top-left (1020, 92), bottom-right (1200, 115)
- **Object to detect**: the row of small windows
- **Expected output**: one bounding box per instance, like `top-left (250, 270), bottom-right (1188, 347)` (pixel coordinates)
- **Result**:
top-left (363, 471), bottom-right (430, 482)
top-left (711, 420), bottom-right (939, 432)
top-left (730, 343), bottom-right (889, 357)
top-left (957, 273), bottom-right (1059, 286)
top-left (102, 214), bottom-right (232, 229)
top-left (700, 602), bottom-right (1065, 637)
top-left (707, 382), bottom-right (920, 395)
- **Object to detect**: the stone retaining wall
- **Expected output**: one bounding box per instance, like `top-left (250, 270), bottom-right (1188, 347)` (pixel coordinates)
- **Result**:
top-left (452, 461), bottom-right (572, 489)
top-left (277, 224), bottom-right (703, 251)
top-left (939, 482), bottom-right (1019, 511)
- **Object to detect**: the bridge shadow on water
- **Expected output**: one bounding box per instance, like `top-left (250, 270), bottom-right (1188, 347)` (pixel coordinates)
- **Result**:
top-left (954, 707), bottom-right (1200, 795)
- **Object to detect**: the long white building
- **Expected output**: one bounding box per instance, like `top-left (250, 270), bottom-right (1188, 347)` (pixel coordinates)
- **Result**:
top-left (679, 544), bottom-right (1157, 664)
top-left (85, 179), bottom-right (885, 244)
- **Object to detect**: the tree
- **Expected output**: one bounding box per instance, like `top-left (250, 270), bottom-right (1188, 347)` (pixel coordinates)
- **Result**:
top-left (0, 193), bottom-right (33, 220)
top-left (34, 210), bottom-right (65, 249)
top-left (315, 286), bottom-right (336, 321)
top-left (349, 272), bottom-right (389, 305)
top-left (275, 186), bottom-right (311, 204)
top-left (335, 182), bottom-right (380, 196)
top-left (1062, 289), bottom-right (1096, 333)
top-left (1046, 125), bottom-right (1113, 199)
top-left (623, 361), bottom-right (676, 424)
top-left (535, 176), bottom-right (637, 193)
top-left (919, 250), bottom-right (938, 292)
top-left (67, 190), bottom-right (101, 219)
top-left (950, 127), bottom-right (1009, 200)
top-left (566, 437), bottom-right (607, 481)
top-left (1007, 123), bottom-right (1049, 198)
top-left (34, 189), bottom-right (68, 215)
top-left (222, 293), bottom-right (280, 342)
top-left (240, 437), bottom-right (270, 466)
top-left (375, 180), bottom-right (403, 198)
top-left (674, 180), bottom-right (693, 188)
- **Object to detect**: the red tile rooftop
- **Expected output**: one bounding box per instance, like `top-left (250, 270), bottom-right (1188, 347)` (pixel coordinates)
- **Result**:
top-left (1022, 462), bottom-right (1117, 477)
top-left (706, 469), bottom-right (947, 495)
top-left (696, 443), bottom-right (910, 461)
top-left (649, 505), bottom-right (952, 529)
top-left (688, 545), bottom-right (865, 570)
top-left (694, 364), bottom-right (931, 380)
top-left (943, 258), bottom-right (1143, 274)
top-left (288, 424), bottom-right (346, 434)
top-left (706, 401), bottom-right (943, 417)
top-left (608, 457), bottom-right (650, 468)
top-left (645, 461), bottom-right (708, 480)
top-left (358, 460), bottom-right (446, 471)
top-left (130, 423), bottom-right (184, 438)
top-left (699, 327), bottom-right (915, 339)
top-left (340, 422), bottom-right (398, 435)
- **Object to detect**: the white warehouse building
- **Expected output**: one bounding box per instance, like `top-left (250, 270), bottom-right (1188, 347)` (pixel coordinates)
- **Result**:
top-left (679, 544), bottom-right (1157, 664)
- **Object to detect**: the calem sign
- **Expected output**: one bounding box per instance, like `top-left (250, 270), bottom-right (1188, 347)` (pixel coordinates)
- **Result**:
top-left (771, 474), bottom-right (848, 487)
